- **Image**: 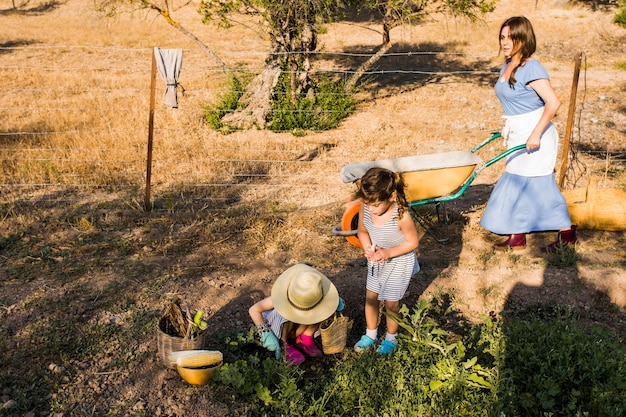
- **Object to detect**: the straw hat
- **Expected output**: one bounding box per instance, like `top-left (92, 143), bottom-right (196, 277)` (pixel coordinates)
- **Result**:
top-left (271, 263), bottom-right (339, 325)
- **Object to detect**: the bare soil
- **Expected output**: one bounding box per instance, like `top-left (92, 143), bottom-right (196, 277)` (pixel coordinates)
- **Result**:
top-left (1, 0), bottom-right (625, 416)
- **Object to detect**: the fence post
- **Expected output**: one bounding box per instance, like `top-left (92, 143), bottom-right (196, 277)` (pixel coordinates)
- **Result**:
top-left (145, 49), bottom-right (157, 211)
top-left (557, 52), bottom-right (583, 189)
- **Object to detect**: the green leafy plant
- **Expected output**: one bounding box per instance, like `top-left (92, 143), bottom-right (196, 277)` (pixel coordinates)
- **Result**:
top-left (546, 244), bottom-right (580, 268)
top-left (204, 75), bottom-right (246, 131)
top-left (267, 71), bottom-right (355, 132)
top-left (478, 248), bottom-right (497, 269)
top-left (206, 297), bottom-right (626, 417)
top-left (500, 305), bottom-right (626, 416)
top-left (615, 2), bottom-right (626, 27)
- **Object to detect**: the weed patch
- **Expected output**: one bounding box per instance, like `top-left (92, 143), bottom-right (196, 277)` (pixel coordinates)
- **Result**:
top-left (207, 297), bottom-right (626, 416)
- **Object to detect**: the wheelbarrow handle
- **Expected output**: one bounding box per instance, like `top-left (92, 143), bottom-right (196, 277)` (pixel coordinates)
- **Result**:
top-left (470, 131), bottom-right (502, 153)
top-left (479, 143), bottom-right (528, 171)
top-left (332, 223), bottom-right (357, 237)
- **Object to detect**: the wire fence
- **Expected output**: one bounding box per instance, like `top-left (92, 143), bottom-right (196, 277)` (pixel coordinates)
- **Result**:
top-left (1, 44), bottom-right (624, 210)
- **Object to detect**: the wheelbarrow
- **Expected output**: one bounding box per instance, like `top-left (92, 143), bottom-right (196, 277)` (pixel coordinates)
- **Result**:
top-left (332, 131), bottom-right (527, 246)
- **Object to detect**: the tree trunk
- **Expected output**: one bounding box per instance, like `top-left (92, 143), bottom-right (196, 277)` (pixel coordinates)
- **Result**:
top-left (221, 57), bottom-right (282, 129)
top-left (296, 23), bottom-right (315, 97)
top-left (344, 13), bottom-right (395, 94)
top-left (290, 60), bottom-right (298, 103)
top-left (344, 40), bottom-right (392, 93)
top-left (223, 22), bottom-right (317, 130)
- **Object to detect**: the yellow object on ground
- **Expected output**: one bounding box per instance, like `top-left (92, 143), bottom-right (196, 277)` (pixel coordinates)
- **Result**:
top-left (562, 176), bottom-right (626, 231)
top-left (170, 350), bottom-right (223, 368)
top-left (172, 350), bottom-right (223, 385)
top-left (177, 363), bottom-right (222, 385)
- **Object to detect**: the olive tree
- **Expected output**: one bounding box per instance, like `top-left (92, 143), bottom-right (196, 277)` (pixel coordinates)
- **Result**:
top-left (200, 0), bottom-right (495, 127)
top-left (95, 0), bottom-right (494, 130)
top-left (198, 0), bottom-right (348, 128)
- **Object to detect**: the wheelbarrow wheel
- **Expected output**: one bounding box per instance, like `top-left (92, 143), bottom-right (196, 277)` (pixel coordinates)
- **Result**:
top-left (332, 200), bottom-right (363, 249)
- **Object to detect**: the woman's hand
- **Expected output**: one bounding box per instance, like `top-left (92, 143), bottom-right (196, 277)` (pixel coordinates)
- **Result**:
top-left (526, 134), bottom-right (541, 151)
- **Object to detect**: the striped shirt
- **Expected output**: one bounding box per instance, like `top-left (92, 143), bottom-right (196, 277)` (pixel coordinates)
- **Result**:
top-left (363, 205), bottom-right (419, 301)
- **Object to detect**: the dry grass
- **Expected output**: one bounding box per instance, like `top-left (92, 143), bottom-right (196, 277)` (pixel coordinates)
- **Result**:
top-left (1, 0), bottom-right (624, 255)
top-left (2, 0), bottom-right (626, 308)
top-left (2, 2), bottom-right (624, 209)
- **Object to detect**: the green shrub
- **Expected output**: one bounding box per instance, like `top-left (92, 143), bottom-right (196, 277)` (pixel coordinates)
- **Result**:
top-left (615, 3), bottom-right (626, 27)
top-left (204, 75), bottom-right (245, 131)
top-left (203, 69), bottom-right (355, 133)
top-left (267, 71), bottom-right (355, 132)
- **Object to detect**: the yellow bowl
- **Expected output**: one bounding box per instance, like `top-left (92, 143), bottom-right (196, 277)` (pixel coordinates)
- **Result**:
top-left (177, 362), bottom-right (222, 385)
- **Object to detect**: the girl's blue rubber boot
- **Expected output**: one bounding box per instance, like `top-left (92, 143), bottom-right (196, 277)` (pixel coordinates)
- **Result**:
top-left (354, 335), bottom-right (376, 352)
top-left (376, 339), bottom-right (397, 355)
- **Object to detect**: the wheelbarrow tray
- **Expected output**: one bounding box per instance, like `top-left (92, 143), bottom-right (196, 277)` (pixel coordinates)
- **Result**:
top-left (339, 132), bottom-right (525, 207)
top-left (334, 132), bottom-right (527, 244)
top-left (340, 150), bottom-right (482, 202)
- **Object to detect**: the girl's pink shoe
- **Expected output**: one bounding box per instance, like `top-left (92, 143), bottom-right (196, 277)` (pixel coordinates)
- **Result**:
top-left (283, 342), bottom-right (305, 365)
top-left (295, 335), bottom-right (323, 357)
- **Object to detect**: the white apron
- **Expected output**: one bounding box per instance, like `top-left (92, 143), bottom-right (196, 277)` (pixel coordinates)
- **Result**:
top-left (502, 106), bottom-right (558, 177)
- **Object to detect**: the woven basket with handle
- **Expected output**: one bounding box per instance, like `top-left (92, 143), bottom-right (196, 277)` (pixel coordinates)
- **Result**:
top-left (320, 312), bottom-right (353, 355)
top-left (156, 298), bottom-right (205, 369)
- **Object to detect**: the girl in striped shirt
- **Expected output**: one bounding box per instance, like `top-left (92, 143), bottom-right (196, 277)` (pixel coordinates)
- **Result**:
top-left (353, 167), bottom-right (420, 355)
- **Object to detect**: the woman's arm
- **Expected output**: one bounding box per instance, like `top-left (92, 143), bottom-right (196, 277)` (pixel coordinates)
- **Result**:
top-left (526, 78), bottom-right (561, 150)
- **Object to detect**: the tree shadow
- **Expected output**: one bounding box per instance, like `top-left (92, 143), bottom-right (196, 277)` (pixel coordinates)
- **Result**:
top-left (493, 233), bottom-right (626, 414)
top-left (0, 181), bottom-right (260, 415)
top-left (319, 40), bottom-right (496, 96)
top-left (570, 0), bottom-right (620, 12)
top-left (0, 0), bottom-right (63, 16)
top-left (0, 40), bottom-right (37, 55)
top-left (0, 123), bottom-right (57, 145)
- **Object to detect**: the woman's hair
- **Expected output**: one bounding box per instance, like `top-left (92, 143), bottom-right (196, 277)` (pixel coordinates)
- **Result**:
top-left (356, 167), bottom-right (409, 219)
top-left (500, 16), bottom-right (536, 87)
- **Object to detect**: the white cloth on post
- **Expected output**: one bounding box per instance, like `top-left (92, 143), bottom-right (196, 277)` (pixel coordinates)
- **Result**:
top-left (154, 47), bottom-right (183, 108)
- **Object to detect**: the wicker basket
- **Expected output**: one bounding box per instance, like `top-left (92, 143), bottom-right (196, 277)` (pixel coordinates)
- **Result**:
top-left (563, 176), bottom-right (626, 231)
top-left (156, 298), bottom-right (206, 369)
top-left (157, 316), bottom-right (205, 369)
top-left (320, 313), bottom-right (353, 355)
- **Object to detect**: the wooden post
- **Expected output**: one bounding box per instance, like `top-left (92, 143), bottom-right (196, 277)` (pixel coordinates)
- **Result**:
top-left (557, 52), bottom-right (583, 189)
top-left (145, 49), bottom-right (157, 211)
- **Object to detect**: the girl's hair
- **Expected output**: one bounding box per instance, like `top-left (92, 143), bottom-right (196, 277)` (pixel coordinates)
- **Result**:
top-left (356, 167), bottom-right (409, 219)
top-left (500, 16), bottom-right (536, 87)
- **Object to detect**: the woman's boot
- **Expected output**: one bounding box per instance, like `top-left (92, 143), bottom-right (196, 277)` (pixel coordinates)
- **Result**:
top-left (541, 225), bottom-right (578, 253)
top-left (493, 233), bottom-right (526, 251)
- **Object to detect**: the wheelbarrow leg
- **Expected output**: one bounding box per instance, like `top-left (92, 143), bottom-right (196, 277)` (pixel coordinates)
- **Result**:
top-left (435, 202), bottom-right (449, 224)
top-left (410, 204), bottom-right (450, 243)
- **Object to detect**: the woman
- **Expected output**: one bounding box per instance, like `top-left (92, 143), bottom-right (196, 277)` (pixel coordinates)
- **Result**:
top-left (480, 16), bottom-right (577, 252)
